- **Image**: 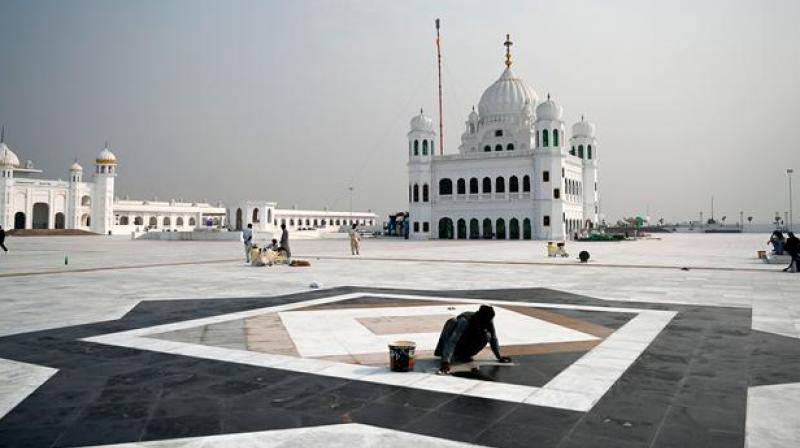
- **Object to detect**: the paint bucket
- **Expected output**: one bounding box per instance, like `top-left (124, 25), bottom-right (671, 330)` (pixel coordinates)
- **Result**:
top-left (388, 341), bottom-right (416, 372)
top-left (757, 250), bottom-right (766, 259)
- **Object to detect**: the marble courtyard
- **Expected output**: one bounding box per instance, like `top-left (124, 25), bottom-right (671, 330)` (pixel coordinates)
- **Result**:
top-left (0, 234), bottom-right (798, 447)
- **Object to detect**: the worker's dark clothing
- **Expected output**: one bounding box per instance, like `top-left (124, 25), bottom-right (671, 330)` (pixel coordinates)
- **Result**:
top-left (434, 311), bottom-right (501, 363)
top-left (0, 228), bottom-right (7, 252)
top-left (785, 235), bottom-right (799, 272)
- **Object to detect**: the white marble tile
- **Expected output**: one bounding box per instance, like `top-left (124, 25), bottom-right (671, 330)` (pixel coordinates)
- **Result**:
top-left (0, 357), bottom-right (58, 419)
top-left (525, 388), bottom-right (597, 411)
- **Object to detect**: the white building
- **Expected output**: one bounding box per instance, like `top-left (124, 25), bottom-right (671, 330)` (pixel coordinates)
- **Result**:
top-left (408, 35), bottom-right (600, 240)
top-left (228, 200), bottom-right (377, 234)
top-left (0, 135), bottom-right (226, 234)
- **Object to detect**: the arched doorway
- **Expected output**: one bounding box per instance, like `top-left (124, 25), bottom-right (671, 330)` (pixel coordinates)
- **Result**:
top-left (81, 214), bottom-right (91, 227)
top-left (55, 212), bottom-right (66, 229)
top-left (496, 218), bottom-right (506, 240)
top-left (32, 203), bottom-right (49, 229)
top-left (438, 218), bottom-right (454, 239)
top-left (523, 218), bottom-right (532, 240)
top-left (469, 218), bottom-right (479, 239)
top-left (252, 208), bottom-right (260, 223)
top-left (14, 212), bottom-right (25, 229)
top-left (456, 219), bottom-right (466, 239)
top-left (235, 208), bottom-right (243, 230)
top-left (509, 218), bottom-right (520, 239)
top-left (148, 216), bottom-right (157, 227)
top-left (482, 218), bottom-right (493, 239)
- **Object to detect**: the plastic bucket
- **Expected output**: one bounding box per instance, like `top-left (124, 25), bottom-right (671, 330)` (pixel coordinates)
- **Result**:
top-left (388, 341), bottom-right (416, 372)
top-left (757, 250), bottom-right (766, 259)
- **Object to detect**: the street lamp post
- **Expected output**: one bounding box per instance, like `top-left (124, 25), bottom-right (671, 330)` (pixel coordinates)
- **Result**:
top-left (348, 186), bottom-right (354, 223)
top-left (788, 169), bottom-right (794, 231)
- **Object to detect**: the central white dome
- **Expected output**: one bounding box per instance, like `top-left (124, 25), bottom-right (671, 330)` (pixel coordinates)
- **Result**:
top-left (478, 67), bottom-right (539, 118)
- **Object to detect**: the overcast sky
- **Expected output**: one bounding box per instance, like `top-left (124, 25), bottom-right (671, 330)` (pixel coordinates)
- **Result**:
top-left (1, 0), bottom-right (798, 223)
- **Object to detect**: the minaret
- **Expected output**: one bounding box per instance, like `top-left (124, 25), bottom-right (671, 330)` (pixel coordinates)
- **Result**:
top-left (92, 142), bottom-right (117, 234)
top-left (533, 94), bottom-right (568, 240)
top-left (0, 126), bottom-right (20, 229)
top-left (68, 159), bottom-right (83, 229)
top-left (408, 108), bottom-right (435, 239)
top-left (571, 116), bottom-right (599, 228)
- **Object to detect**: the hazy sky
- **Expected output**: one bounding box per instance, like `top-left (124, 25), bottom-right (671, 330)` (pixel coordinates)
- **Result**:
top-left (1, 0), bottom-right (798, 223)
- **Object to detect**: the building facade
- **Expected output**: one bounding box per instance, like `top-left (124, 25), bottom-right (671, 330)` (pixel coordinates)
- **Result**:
top-left (229, 200), bottom-right (377, 235)
top-left (0, 138), bottom-right (227, 234)
top-left (408, 36), bottom-right (600, 240)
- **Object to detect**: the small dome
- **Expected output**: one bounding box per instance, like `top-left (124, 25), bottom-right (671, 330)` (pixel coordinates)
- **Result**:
top-left (478, 67), bottom-right (539, 118)
top-left (410, 109), bottom-right (434, 132)
top-left (468, 106), bottom-right (478, 121)
top-left (96, 146), bottom-right (117, 164)
top-left (0, 142), bottom-right (20, 168)
top-left (535, 94), bottom-right (563, 121)
top-left (70, 160), bottom-right (83, 171)
top-left (572, 116), bottom-right (596, 137)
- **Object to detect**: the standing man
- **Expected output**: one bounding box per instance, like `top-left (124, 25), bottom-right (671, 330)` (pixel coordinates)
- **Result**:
top-left (279, 223), bottom-right (291, 262)
top-left (784, 232), bottom-right (799, 273)
top-left (242, 223), bottom-right (254, 263)
top-left (0, 225), bottom-right (8, 253)
top-left (349, 223), bottom-right (361, 255)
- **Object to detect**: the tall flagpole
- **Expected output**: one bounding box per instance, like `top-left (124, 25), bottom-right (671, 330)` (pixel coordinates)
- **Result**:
top-left (435, 19), bottom-right (443, 156)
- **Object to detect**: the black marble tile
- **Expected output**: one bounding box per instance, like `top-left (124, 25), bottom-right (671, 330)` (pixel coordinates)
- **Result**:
top-left (54, 418), bottom-right (147, 448)
top-left (375, 387), bottom-right (455, 409)
top-left (141, 414), bottom-right (222, 441)
top-left (403, 411), bottom-right (496, 443)
top-left (329, 381), bottom-right (400, 402)
top-left (350, 401), bottom-right (428, 428)
top-left (474, 421), bottom-right (566, 447)
top-left (436, 396), bottom-right (519, 421)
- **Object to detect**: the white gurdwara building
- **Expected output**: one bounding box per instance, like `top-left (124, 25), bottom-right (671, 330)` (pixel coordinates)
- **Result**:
top-left (408, 35), bottom-right (599, 240)
top-left (0, 135), bottom-right (226, 234)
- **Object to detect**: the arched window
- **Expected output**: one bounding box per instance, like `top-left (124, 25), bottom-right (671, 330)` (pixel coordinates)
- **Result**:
top-left (495, 144), bottom-right (503, 152)
top-left (163, 217), bottom-right (171, 226)
top-left (496, 177), bottom-right (505, 193)
top-left (535, 132), bottom-right (539, 147)
top-left (578, 145), bottom-right (584, 158)
top-left (408, 185), bottom-right (412, 202)
top-left (176, 217), bottom-right (184, 226)
top-left (484, 145), bottom-right (491, 152)
top-left (414, 140), bottom-right (419, 156)
top-left (81, 195), bottom-right (91, 206)
top-left (542, 129), bottom-right (549, 147)
top-left (119, 216), bottom-right (129, 226)
top-left (457, 219), bottom-right (467, 239)
top-left (509, 218), bottom-right (520, 239)
top-left (413, 184), bottom-right (419, 202)
top-left (469, 123), bottom-right (475, 133)
top-left (189, 217), bottom-right (196, 226)
top-left (134, 216), bottom-right (143, 225)
top-left (469, 178), bottom-right (479, 194)
top-left (290, 219), bottom-right (295, 226)
top-left (509, 176), bottom-right (519, 193)
top-left (422, 184), bottom-right (429, 202)
top-left (438, 218), bottom-right (454, 239)
top-left (149, 217), bottom-right (157, 227)
top-left (469, 218), bottom-right (480, 239)
top-left (588, 145), bottom-right (593, 159)
top-left (422, 140), bottom-right (428, 155)
top-left (507, 143), bottom-right (514, 151)
top-left (457, 178), bottom-right (466, 195)
top-left (439, 178), bottom-right (453, 195)
top-left (553, 129), bottom-right (560, 147)
top-left (482, 218), bottom-right (493, 239)
top-left (482, 177), bottom-right (492, 194)
top-left (571, 146), bottom-right (576, 156)
top-left (523, 175), bottom-right (531, 192)
top-left (252, 208), bottom-right (260, 223)
top-left (496, 218), bottom-right (506, 239)
top-left (523, 218), bottom-right (532, 239)
top-left (431, 140), bottom-right (435, 154)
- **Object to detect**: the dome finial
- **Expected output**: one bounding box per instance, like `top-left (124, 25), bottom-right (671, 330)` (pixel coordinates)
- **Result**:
top-left (581, 114), bottom-right (585, 121)
top-left (1, 124), bottom-right (5, 143)
top-left (547, 93), bottom-right (551, 101)
top-left (420, 107), bottom-right (424, 115)
top-left (504, 34), bottom-right (513, 68)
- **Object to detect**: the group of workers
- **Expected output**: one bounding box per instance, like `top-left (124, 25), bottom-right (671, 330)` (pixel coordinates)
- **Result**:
top-left (768, 230), bottom-right (800, 272)
top-left (242, 222), bottom-right (363, 266)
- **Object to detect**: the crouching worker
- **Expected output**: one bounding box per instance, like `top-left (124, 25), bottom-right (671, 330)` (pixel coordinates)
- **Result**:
top-left (434, 305), bottom-right (512, 374)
